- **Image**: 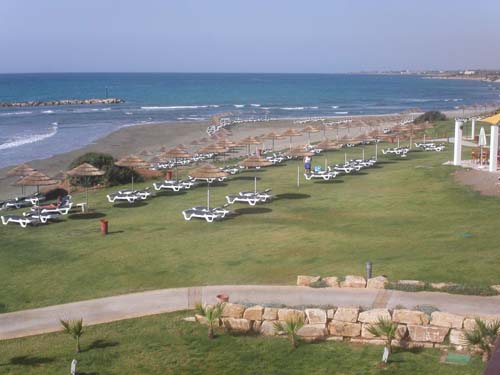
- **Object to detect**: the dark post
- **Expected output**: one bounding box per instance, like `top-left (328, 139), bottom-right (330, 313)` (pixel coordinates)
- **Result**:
top-left (365, 261), bottom-right (372, 280)
top-left (105, 87), bottom-right (109, 99)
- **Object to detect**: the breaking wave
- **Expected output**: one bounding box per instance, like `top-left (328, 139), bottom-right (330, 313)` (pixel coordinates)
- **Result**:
top-left (0, 124), bottom-right (58, 150)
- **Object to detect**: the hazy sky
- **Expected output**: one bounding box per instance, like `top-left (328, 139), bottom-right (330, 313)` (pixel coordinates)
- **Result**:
top-left (1, 0), bottom-right (499, 73)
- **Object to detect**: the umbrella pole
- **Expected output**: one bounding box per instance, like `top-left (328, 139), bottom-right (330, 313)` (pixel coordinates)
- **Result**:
top-left (297, 165), bottom-right (300, 189)
top-left (207, 182), bottom-right (210, 209)
top-left (362, 148), bottom-right (365, 160)
top-left (397, 137), bottom-right (400, 148)
top-left (131, 174), bottom-right (134, 191)
top-left (175, 158), bottom-right (178, 182)
top-left (344, 152), bottom-right (347, 164)
top-left (324, 157), bottom-right (327, 171)
top-left (254, 175), bottom-right (257, 194)
top-left (272, 138), bottom-right (275, 151)
top-left (375, 142), bottom-right (378, 161)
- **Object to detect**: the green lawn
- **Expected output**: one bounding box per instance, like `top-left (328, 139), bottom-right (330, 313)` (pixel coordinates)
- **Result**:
top-left (0, 311), bottom-right (485, 374)
top-left (1, 125), bottom-right (499, 312)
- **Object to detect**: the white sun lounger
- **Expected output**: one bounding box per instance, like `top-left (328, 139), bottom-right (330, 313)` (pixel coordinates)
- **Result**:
top-left (1, 214), bottom-right (46, 228)
top-left (304, 168), bottom-right (338, 181)
top-left (31, 196), bottom-right (73, 215)
top-left (153, 180), bottom-right (193, 191)
top-left (226, 189), bottom-right (273, 206)
top-left (118, 188), bottom-right (152, 200)
top-left (107, 192), bottom-right (140, 204)
top-left (182, 208), bottom-right (224, 223)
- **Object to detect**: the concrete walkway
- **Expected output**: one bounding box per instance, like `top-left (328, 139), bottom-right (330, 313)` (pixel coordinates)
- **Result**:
top-left (1, 285), bottom-right (500, 340)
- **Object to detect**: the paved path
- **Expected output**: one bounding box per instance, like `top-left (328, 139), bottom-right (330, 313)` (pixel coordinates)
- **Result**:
top-left (1, 285), bottom-right (500, 340)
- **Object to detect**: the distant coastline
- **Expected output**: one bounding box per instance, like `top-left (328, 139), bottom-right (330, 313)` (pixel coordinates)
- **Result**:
top-left (0, 98), bottom-right (124, 108)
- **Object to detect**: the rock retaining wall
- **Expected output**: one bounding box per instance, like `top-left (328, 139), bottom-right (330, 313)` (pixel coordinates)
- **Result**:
top-left (195, 302), bottom-right (500, 350)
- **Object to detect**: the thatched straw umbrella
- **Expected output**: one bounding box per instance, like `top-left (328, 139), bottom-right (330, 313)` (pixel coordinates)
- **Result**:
top-left (238, 156), bottom-right (272, 193)
top-left (199, 137), bottom-right (209, 144)
top-left (162, 147), bottom-right (192, 181)
top-left (238, 137), bottom-right (261, 155)
top-left (7, 163), bottom-right (35, 195)
top-left (190, 139), bottom-right (201, 146)
top-left (66, 163), bottom-right (105, 210)
top-left (176, 143), bottom-right (188, 151)
top-left (262, 131), bottom-right (285, 151)
top-left (16, 171), bottom-right (60, 215)
top-left (301, 125), bottom-right (320, 145)
top-left (189, 164), bottom-right (229, 209)
top-left (281, 128), bottom-right (303, 149)
top-left (199, 143), bottom-right (228, 161)
top-left (114, 155), bottom-right (150, 190)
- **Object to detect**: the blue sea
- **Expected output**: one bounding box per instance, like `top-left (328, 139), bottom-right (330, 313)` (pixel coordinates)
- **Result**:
top-left (0, 73), bottom-right (499, 168)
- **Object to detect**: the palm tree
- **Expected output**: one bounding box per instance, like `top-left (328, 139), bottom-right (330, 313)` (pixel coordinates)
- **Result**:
top-left (196, 303), bottom-right (224, 340)
top-left (60, 318), bottom-right (84, 353)
top-left (367, 318), bottom-right (398, 363)
top-left (463, 318), bottom-right (500, 362)
top-left (273, 317), bottom-right (304, 349)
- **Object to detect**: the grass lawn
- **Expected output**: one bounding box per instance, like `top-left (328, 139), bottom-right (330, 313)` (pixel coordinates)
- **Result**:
top-left (1, 121), bottom-right (499, 312)
top-left (0, 311), bottom-right (485, 374)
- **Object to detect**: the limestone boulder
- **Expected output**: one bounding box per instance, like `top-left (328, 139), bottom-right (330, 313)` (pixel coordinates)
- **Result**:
top-left (297, 275), bottom-right (321, 286)
top-left (392, 309), bottom-right (429, 325)
top-left (297, 325), bottom-right (328, 342)
top-left (430, 311), bottom-right (464, 329)
top-left (323, 276), bottom-right (340, 288)
top-left (305, 308), bottom-right (327, 325)
top-left (260, 320), bottom-right (277, 336)
top-left (430, 282), bottom-right (456, 290)
top-left (243, 305), bottom-right (264, 321)
top-left (366, 276), bottom-right (388, 289)
top-left (333, 307), bottom-right (360, 322)
top-left (340, 275), bottom-right (366, 288)
top-left (222, 303), bottom-right (246, 318)
top-left (223, 318), bottom-right (253, 333)
top-left (407, 325), bottom-right (449, 343)
top-left (252, 321), bottom-right (262, 333)
top-left (449, 329), bottom-right (466, 346)
top-left (278, 308), bottom-right (305, 322)
top-left (327, 308), bottom-right (336, 320)
top-left (328, 321), bottom-right (361, 337)
top-left (358, 309), bottom-right (391, 324)
top-left (262, 307), bottom-right (279, 321)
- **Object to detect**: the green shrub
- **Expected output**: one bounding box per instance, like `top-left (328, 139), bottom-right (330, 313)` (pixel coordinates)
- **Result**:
top-left (309, 280), bottom-right (329, 288)
top-left (414, 111), bottom-right (447, 124)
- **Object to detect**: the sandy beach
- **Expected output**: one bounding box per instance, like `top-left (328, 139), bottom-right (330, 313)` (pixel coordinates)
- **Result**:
top-left (0, 106), bottom-right (489, 199)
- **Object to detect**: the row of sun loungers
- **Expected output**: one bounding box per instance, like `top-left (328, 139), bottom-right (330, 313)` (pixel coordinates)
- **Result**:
top-left (0, 193), bottom-right (46, 211)
top-left (1, 195), bottom-right (73, 227)
top-left (182, 189), bottom-right (274, 222)
top-left (153, 180), bottom-right (195, 192)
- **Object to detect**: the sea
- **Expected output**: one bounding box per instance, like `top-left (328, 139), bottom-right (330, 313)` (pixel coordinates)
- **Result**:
top-left (0, 73), bottom-right (499, 168)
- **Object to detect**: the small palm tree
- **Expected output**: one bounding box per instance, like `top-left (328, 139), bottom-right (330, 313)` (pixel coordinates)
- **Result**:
top-left (197, 303), bottom-right (224, 340)
top-left (60, 318), bottom-right (84, 353)
top-left (463, 318), bottom-right (500, 362)
top-left (367, 318), bottom-right (398, 363)
top-left (273, 317), bottom-right (304, 349)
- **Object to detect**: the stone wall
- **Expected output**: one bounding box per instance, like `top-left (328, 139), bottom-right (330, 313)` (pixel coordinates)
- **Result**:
top-left (194, 302), bottom-right (500, 350)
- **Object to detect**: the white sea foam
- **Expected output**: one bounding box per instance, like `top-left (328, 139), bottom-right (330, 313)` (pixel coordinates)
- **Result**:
top-left (209, 105), bottom-right (219, 108)
top-left (281, 107), bottom-right (305, 110)
top-left (0, 111), bottom-right (33, 116)
top-left (250, 104), bottom-right (261, 107)
top-left (141, 105), bottom-right (208, 110)
top-left (331, 105), bottom-right (339, 109)
top-left (335, 111), bottom-right (349, 114)
top-left (234, 104), bottom-right (245, 108)
top-left (0, 124), bottom-right (58, 150)
top-left (125, 112), bottom-right (133, 115)
top-left (41, 110), bottom-right (54, 114)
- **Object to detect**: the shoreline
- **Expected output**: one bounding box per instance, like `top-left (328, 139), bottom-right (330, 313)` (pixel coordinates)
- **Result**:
top-left (0, 105), bottom-right (492, 198)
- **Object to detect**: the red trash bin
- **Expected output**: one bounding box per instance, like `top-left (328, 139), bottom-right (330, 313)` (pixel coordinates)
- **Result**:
top-left (166, 170), bottom-right (173, 180)
top-left (256, 148), bottom-right (262, 156)
top-left (100, 219), bottom-right (108, 235)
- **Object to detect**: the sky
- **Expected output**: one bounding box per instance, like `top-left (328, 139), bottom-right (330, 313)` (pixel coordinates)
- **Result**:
top-left (1, 0), bottom-right (500, 73)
